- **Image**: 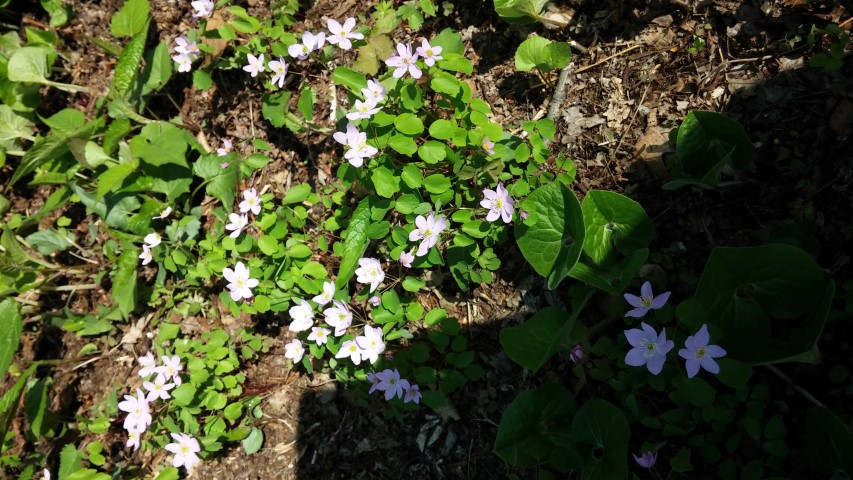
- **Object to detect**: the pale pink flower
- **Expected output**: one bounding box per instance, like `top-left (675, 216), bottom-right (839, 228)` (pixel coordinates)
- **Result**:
top-left (480, 182), bottom-right (514, 223)
top-left (385, 42), bottom-right (422, 79)
top-left (139, 245), bottom-right (153, 265)
top-left (238, 187), bottom-right (262, 215)
top-left (165, 433), bottom-right (201, 471)
top-left (345, 98), bottom-right (381, 121)
top-left (284, 339), bottom-right (305, 363)
top-left (243, 53), bottom-right (265, 77)
top-left (355, 257), bottom-right (384, 293)
top-left (400, 250), bottom-right (415, 268)
top-left (288, 299), bottom-right (314, 332)
top-left (288, 31), bottom-right (325, 60)
top-left (225, 213), bottom-right (249, 238)
top-left (415, 38), bottom-right (443, 66)
top-left (409, 212), bottom-right (447, 257)
top-left (326, 17), bottom-right (363, 50)
top-left (223, 262), bottom-right (259, 302)
top-left (308, 326), bottom-right (331, 346)
top-left (268, 56), bottom-right (289, 88)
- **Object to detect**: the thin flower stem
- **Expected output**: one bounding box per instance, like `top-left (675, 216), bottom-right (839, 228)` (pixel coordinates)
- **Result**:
top-left (764, 364), bottom-right (824, 408)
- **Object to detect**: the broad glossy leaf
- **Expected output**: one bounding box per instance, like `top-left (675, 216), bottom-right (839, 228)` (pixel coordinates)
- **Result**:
top-left (515, 182), bottom-right (584, 289)
top-left (580, 190), bottom-right (654, 266)
top-left (113, 246), bottom-right (138, 319)
top-left (129, 121), bottom-right (189, 168)
top-left (676, 110), bottom-right (754, 179)
top-left (807, 407), bottom-right (853, 477)
top-left (109, 0), bottom-right (150, 37)
top-left (493, 384), bottom-right (577, 467)
top-left (571, 398), bottom-right (629, 480)
top-left (500, 305), bottom-right (586, 372)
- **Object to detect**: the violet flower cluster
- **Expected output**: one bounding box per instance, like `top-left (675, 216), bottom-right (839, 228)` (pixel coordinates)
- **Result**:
top-left (367, 368), bottom-right (421, 404)
top-left (119, 353), bottom-right (200, 471)
top-left (622, 283), bottom-right (727, 377)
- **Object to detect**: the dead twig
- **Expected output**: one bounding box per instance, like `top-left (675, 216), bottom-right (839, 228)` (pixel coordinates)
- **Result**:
top-left (574, 44), bottom-right (642, 74)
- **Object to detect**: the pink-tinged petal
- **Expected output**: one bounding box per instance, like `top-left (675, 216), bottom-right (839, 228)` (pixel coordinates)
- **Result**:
top-left (408, 229), bottom-right (423, 241)
top-left (343, 17), bottom-right (356, 31)
top-left (485, 209), bottom-right (500, 222)
top-left (640, 281), bottom-right (654, 299)
top-left (229, 289), bottom-right (242, 302)
top-left (482, 188), bottom-right (497, 200)
top-left (646, 355), bottom-right (666, 375)
top-left (704, 345), bottom-right (727, 358)
top-left (245, 278), bottom-right (259, 288)
top-left (333, 131), bottom-right (347, 145)
top-left (685, 359), bottom-right (700, 378)
top-left (416, 241), bottom-right (430, 257)
top-left (651, 291), bottom-right (671, 309)
top-left (327, 18), bottom-right (342, 34)
top-left (415, 215), bottom-right (428, 230)
top-left (164, 443), bottom-right (181, 454)
top-left (624, 328), bottom-right (646, 347)
top-left (409, 64), bottom-right (422, 79)
top-left (625, 348), bottom-right (647, 367)
top-left (350, 32), bottom-right (364, 40)
top-left (222, 267), bottom-right (235, 282)
top-left (501, 207), bottom-right (513, 223)
top-left (396, 42), bottom-right (408, 57)
top-left (480, 198), bottom-right (493, 210)
top-left (698, 356), bottom-right (720, 374)
top-left (678, 347), bottom-right (692, 360)
top-left (171, 455), bottom-right (184, 468)
top-left (693, 324), bottom-right (710, 346)
top-left (431, 45), bottom-right (442, 55)
top-left (288, 44), bottom-right (305, 58)
top-left (392, 66), bottom-right (406, 78)
top-left (623, 293), bottom-right (644, 308)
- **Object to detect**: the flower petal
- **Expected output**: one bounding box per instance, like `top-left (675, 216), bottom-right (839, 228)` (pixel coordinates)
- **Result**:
top-left (640, 281), bottom-right (653, 299)
top-left (623, 293), bottom-right (644, 308)
top-left (646, 354), bottom-right (666, 375)
top-left (624, 328), bottom-right (646, 347)
top-left (693, 324), bottom-right (710, 346)
top-left (624, 348), bottom-right (647, 367)
top-left (704, 344), bottom-right (727, 358)
top-left (651, 291), bottom-right (671, 309)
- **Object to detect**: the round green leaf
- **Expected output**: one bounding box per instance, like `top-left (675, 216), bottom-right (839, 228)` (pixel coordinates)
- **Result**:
top-left (394, 113), bottom-right (424, 136)
top-left (580, 190), bottom-right (654, 266)
top-left (418, 140), bottom-right (446, 164)
top-left (429, 119), bottom-right (456, 140)
top-left (423, 174), bottom-right (451, 194)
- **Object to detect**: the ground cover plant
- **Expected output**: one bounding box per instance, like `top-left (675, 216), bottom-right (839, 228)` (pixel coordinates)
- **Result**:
top-left (1, 0), bottom-right (852, 479)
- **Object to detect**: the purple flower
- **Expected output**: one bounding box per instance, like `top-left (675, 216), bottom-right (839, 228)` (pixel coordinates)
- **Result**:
top-left (217, 138), bottom-right (233, 156)
top-left (624, 322), bottom-right (674, 375)
top-left (332, 123), bottom-right (378, 167)
top-left (624, 281), bottom-right (671, 318)
top-left (174, 37), bottom-right (200, 59)
top-left (409, 211), bottom-right (447, 257)
top-left (481, 137), bottom-right (495, 155)
top-left (415, 38), bottom-right (442, 66)
top-left (190, 0), bottom-right (213, 18)
top-left (569, 344), bottom-right (584, 363)
top-left (678, 324), bottom-right (727, 378)
top-left (172, 53), bottom-right (193, 73)
top-left (403, 384), bottom-right (421, 404)
top-left (399, 250), bottom-right (415, 268)
top-left (345, 98), bottom-right (381, 121)
top-left (362, 79), bottom-right (386, 104)
top-left (385, 42), bottom-right (422, 79)
top-left (481, 182), bottom-right (514, 224)
top-left (376, 368), bottom-right (410, 401)
top-left (368, 295), bottom-right (381, 307)
top-left (367, 371), bottom-right (385, 394)
top-left (633, 451), bottom-right (657, 468)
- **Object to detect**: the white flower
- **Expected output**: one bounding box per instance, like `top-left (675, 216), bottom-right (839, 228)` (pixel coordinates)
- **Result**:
top-left (223, 261), bottom-right (259, 302)
top-left (415, 38), bottom-right (443, 66)
top-left (355, 257), bottom-right (384, 293)
top-left (355, 325), bottom-right (385, 365)
top-left (225, 212), bottom-right (249, 238)
top-left (174, 37), bottom-right (200, 59)
top-left (43, 470), bottom-right (50, 480)
top-left (288, 299), bottom-right (314, 332)
top-left (137, 352), bottom-right (157, 377)
top-left (385, 42), bottom-right (422, 79)
top-left (143, 373), bottom-right (175, 402)
top-left (126, 431), bottom-right (140, 451)
top-left (268, 56), bottom-right (288, 89)
top-left (326, 17), bottom-right (363, 50)
top-left (312, 280), bottom-right (335, 306)
top-left (154, 206), bottom-right (172, 220)
top-left (335, 339), bottom-right (364, 364)
top-left (332, 123), bottom-right (379, 167)
top-left (308, 326), bottom-right (331, 345)
top-left (408, 212), bottom-right (447, 257)
top-left (243, 53), bottom-right (265, 77)
top-left (481, 182), bottom-right (514, 223)
top-left (217, 138), bottom-right (233, 156)
top-left (155, 355), bottom-right (183, 386)
top-left (361, 78), bottom-right (386, 104)
top-left (345, 98), bottom-right (381, 121)
top-left (284, 339), bottom-right (305, 363)
top-left (117, 388), bottom-right (152, 433)
top-left (323, 300), bottom-right (352, 336)
top-left (190, 0), bottom-right (214, 18)
top-left (139, 245), bottom-right (153, 265)
top-left (144, 232), bottom-right (161, 248)
top-left (165, 433), bottom-right (202, 471)
top-left (238, 187), bottom-right (262, 215)
top-left (400, 250), bottom-right (415, 268)
top-left (172, 53), bottom-right (193, 72)
top-left (288, 31), bottom-right (325, 60)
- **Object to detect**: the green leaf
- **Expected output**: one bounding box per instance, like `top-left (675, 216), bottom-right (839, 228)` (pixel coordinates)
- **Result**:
top-left (113, 246), bottom-right (139, 319)
top-left (389, 134), bottom-right (417, 155)
top-left (71, 183), bottom-right (141, 231)
top-left (283, 183), bottom-right (311, 204)
top-left (675, 110), bottom-right (754, 182)
top-left (500, 305), bottom-right (585, 372)
top-left (109, 0), bottom-right (150, 37)
top-left (261, 91), bottom-right (293, 128)
top-left (0, 105), bottom-right (35, 151)
top-left (423, 174), bottom-right (450, 194)
top-left (331, 66), bottom-right (367, 94)
top-left (394, 113), bottom-right (424, 136)
top-left (675, 377), bottom-right (715, 406)
top-left (258, 236), bottom-right (279, 255)
top-left (807, 407), bottom-right (853, 477)
top-left (192, 69), bottom-right (213, 90)
top-left (0, 298), bottom-right (22, 378)
top-left (580, 190), bottom-right (654, 266)
top-left (352, 35), bottom-right (395, 76)
top-left (430, 71), bottom-right (460, 95)
top-left (242, 427), bottom-right (264, 455)
top-left (24, 229), bottom-right (72, 255)
top-left (297, 86), bottom-right (315, 121)
top-left (430, 28), bottom-right (465, 56)
top-left (141, 41), bottom-right (173, 92)
top-left (514, 37), bottom-right (570, 72)
top-left (493, 384), bottom-right (578, 468)
top-left (0, 364), bottom-right (37, 454)
top-left (24, 377), bottom-right (50, 437)
top-left (171, 383), bottom-right (196, 406)
top-left (7, 46), bottom-right (52, 83)
top-left (402, 276), bottom-right (425, 292)
top-left (571, 398), bottom-right (629, 480)
top-left (429, 119), bottom-right (456, 140)
top-left (493, 0), bottom-right (549, 24)
top-left (417, 140), bottom-right (446, 164)
top-left (97, 161), bottom-right (136, 199)
top-left (695, 244), bottom-right (831, 365)
top-left (401, 164), bottom-right (424, 188)
top-left (515, 183), bottom-right (585, 289)
top-left (112, 30), bottom-right (148, 97)
top-left (129, 121), bottom-right (189, 168)
top-left (336, 197), bottom-right (372, 290)
top-left (153, 468), bottom-right (180, 480)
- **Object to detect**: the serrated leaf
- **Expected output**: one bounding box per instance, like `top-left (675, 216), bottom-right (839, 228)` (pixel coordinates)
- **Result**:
top-left (112, 30), bottom-right (148, 97)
